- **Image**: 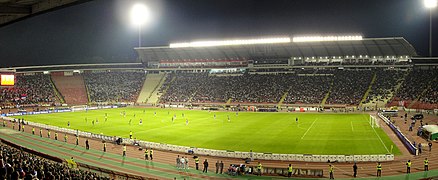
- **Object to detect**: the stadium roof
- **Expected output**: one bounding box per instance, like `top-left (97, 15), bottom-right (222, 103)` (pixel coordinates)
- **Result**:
top-left (0, 0), bottom-right (90, 27)
top-left (135, 37), bottom-right (417, 62)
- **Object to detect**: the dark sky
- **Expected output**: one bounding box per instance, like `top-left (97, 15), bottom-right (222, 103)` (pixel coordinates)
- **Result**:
top-left (0, 0), bottom-right (437, 67)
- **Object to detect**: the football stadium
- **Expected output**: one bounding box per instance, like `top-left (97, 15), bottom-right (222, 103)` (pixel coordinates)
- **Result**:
top-left (1, 0), bottom-right (438, 179)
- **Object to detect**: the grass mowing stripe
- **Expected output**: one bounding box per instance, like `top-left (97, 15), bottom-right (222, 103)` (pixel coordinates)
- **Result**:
top-left (15, 131), bottom-right (228, 179)
top-left (2, 132), bottom-right (198, 180)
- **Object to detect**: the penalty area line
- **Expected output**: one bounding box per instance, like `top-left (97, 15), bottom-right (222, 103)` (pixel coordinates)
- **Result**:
top-left (301, 119), bottom-right (317, 139)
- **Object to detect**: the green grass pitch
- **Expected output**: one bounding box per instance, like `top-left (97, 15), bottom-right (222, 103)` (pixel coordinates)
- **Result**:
top-left (13, 107), bottom-right (401, 155)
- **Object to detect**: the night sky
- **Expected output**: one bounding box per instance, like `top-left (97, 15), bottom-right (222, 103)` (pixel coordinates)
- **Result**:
top-left (0, 0), bottom-right (436, 67)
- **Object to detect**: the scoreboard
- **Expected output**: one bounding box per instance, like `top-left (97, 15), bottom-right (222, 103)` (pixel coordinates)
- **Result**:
top-left (0, 74), bottom-right (15, 86)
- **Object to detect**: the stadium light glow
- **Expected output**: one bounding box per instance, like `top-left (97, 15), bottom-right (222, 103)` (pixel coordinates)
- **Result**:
top-left (130, 3), bottom-right (150, 26)
top-left (425, 0), bottom-right (437, 8)
top-left (292, 35), bottom-right (363, 42)
top-left (169, 37), bottom-right (291, 48)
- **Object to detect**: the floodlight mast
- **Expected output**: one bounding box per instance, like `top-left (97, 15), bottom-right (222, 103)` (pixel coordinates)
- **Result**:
top-left (130, 3), bottom-right (149, 47)
top-left (425, 0), bottom-right (437, 57)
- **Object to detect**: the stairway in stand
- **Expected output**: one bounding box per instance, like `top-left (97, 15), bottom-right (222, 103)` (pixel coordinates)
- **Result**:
top-left (51, 74), bottom-right (88, 105)
top-left (136, 73), bottom-right (166, 104)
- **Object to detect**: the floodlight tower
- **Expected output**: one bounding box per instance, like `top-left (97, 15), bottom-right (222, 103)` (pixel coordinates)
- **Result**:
top-left (425, 0), bottom-right (437, 57)
top-left (130, 3), bottom-right (150, 47)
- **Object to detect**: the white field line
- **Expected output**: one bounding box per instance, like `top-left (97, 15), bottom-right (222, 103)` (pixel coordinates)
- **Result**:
top-left (372, 123), bottom-right (390, 153)
top-left (301, 119), bottom-right (317, 139)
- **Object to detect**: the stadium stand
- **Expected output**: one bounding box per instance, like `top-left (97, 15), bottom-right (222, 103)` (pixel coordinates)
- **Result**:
top-left (326, 70), bottom-right (373, 105)
top-left (51, 73), bottom-right (88, 105)
top-left (84, 71), bottom-right (145, 103)
top-left (0, 74), bottom-right (57, 108)
top-left (0, 143), bottom-right (109, 180)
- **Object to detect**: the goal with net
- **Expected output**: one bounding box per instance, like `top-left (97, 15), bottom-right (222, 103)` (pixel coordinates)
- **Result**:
top-left (369, 115), bottom-right (380, 128)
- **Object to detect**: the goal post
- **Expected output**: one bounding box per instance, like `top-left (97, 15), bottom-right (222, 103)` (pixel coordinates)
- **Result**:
top-left (71, 105), bottom-right (88, 112)
top-left (369, 115), bottom-right (380, 128)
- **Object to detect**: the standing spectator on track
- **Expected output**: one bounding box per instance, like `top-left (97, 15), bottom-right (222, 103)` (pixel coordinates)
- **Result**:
top-left (47, 129), bottom-right (51, 138)
top-left (180, 156), bottom-right (185, 169)
top-left (329, 164), bottom-right (334, 179)
top-left (176, 155), bottom-right (180, 168)
top-left (353, 162), bottom-right (358, 178)
top-left (123, 144), bottom-right (127, 157)
top-left (76, 135), bottom-right (79, 146)
top-left (194, 156), bottom-right (200, 170)
top-left (257, 162), bottom-right (263, 176)
top-left (418, 143), bottom-right (423, 154)
top-left (184, 156), bottom-right (189, 169)
top-left (145, 149), bottom-right (149, 160)
top-left (376, 162), bottom-right (382, 177)
top-left (103, 141), bottom-right (107, 152)
top-left (54, 132), bottom-right (58, 140)
top-left (288, 164), bottom-right (293, 177)
top-left (219, 161), bottom-right (224, 174)
top-left (39, 129), bottom-right (42, 137)
top-left (428, 142), bottom-right (432, 152)
top-left (85, 139), bottom-right (90, 150)
top-left (149, 148), bottom-right (153, 160)
top-left (424, 158), bottom-right (429, 171)
top-left (215, 161), bottom-right (220, 174)
top-left (203, 159), bottom-right (209, 173)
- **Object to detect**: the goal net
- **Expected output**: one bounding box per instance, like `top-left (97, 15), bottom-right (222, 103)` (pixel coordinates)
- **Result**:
top-left (71, 105), bottom-right (88, 112)
top-left (369, 115), bottom-right (380, 128)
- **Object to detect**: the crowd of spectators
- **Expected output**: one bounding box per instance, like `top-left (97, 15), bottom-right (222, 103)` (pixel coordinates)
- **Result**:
top-left (84, 71), bottom-right (145, 102)
top-left (160, 73), bottom-right (289, 103)
top-left (0, 74), bottom-right (57, 107)
top-left (283, 75), bottom-right (332, 104)
top-left (161, 70), bottom-right (374, 105)
top-left (363, 69), bottom-right (405, 104)
top-left (395, 69), bottom-right (438, 104)
top-left (326, 70), bottom-right (373, 105)
top-left (0, 143), bottom-right (109, 180)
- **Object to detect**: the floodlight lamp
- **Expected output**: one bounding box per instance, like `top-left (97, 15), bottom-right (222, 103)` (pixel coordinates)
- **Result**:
top-left (131, 3), bottom-right (150, 26)
top-left (425, 0), bottom-right (437, 8)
